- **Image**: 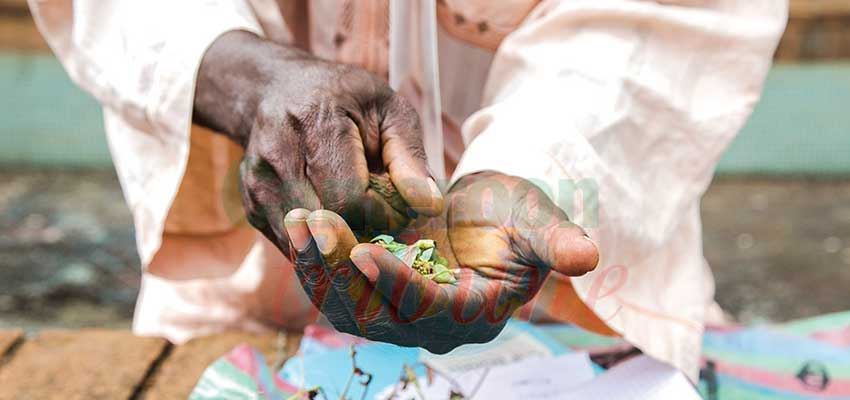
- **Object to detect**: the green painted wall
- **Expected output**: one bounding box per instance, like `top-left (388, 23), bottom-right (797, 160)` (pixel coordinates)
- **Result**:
top-left (0, 53), bottom-right (108, 166)
top-left (717, 63), bottom-right (850, 175)
top-left (1, 53), bottom-right (848, 174)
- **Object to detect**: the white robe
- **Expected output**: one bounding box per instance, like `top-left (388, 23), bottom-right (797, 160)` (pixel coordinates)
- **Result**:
top-left (28, 0), bottom-right (787, 380)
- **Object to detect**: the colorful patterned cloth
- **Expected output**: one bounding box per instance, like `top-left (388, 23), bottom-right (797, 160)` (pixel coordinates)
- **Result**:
top-left (540, 312), bottom-right (850, 400)
top-left (190, 312), bottom-right (850, 399)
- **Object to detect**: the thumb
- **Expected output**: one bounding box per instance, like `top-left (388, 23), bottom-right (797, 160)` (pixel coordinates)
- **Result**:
top-left (380, 95), bottom-right (444, 216)
top-left (513, 192), bottom-right (599, 276)
top-left (349, 243), bottom-right (444, 323)
top-left (304, 210), bottom-right (359, 267)
top-left (530, 223), bottom-right (599, 277)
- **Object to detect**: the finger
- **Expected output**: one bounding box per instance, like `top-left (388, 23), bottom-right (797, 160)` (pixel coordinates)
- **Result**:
top-left (245, 131), bottom-right (322, 214)
top-left (513, 187), bottom-right (599, 277)
top-left (284, 209), bottom-right (333, 306)
top-left (380, 95), bottom-right (444, 216)
top-left (305, 210), bottom-right (358, 266)
top-left (283, 208), bottom-right (313, 251)
top-left (349, 244), bottom-right (500, 353)
top-left (240, 156), bottom-right (291, 254)
top-left (362, 189), bottom-right (411, 235)
top-left (539, 224), bottom-right (599, 276)
top-left (350, 243), bottom-right (446, 323)
top-left (301, 209), bottom-right (391, 335)
top-left (304, 210), bottom-right (442, 341)
top-left (240, 147), bottom-right (325, 258)
top-left (304, 117), bottom-right (371, 220)
top-left (304, 210), bottom-right (381, 321)
top-left (286, 209), bottom-right (384, 338)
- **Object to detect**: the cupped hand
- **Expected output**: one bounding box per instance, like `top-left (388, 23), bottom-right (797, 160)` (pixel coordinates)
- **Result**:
top-left (283, 172), bottom-right (598, 353)
top-left (193, 31), bottom-right (443, 255)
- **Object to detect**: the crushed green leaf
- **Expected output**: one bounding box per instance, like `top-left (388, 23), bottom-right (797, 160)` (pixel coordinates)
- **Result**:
top-left (370, 235), bottom-right (457, 284)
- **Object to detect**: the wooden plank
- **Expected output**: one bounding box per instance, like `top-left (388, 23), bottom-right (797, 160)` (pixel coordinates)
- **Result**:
top-left (0, 1), bottom-right (849, 56)
top-left (0, 330), bottom-right (168, 400)
top-left (777, 14), bottom-right (850, 61)
top-left (0, 15), bottom-right (48, 52)
top-left (0, 0), bottom-right (47, 52)
top-left (790, 0), bottom-right (850, 18)
top-left (143, 331), bottom-right (301, 400)
top-left (0, 0), bottom-right (29, 13)
top-left (2, 0), bottom-right (848, 18)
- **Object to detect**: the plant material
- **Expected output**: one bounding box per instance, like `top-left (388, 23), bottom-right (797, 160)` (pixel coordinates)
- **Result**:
top-left (370, 235), bottom-right (456, 284)
top-left (368, 173), bottom-right (409, 215)
top-left (285, 386), bottom-right (322, 400)
top-left (403, 364), bottom-right (425, 400)
top-left (339, 345), bottom-right (373, 400)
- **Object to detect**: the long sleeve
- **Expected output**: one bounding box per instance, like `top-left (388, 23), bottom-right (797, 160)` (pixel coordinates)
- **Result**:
top-left (451, 0), bottom-right (787, 379)
top-left (28, 0), bottom-right (264, 265)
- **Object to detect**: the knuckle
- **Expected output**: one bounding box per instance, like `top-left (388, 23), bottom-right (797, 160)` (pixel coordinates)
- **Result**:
top-left (241, 157), bottom-right (284, 196)
top-left (241, 154), bottom-right (272, 183)
top-left (302, 99), bottom-right (332, 130)
top-left (405, 139), bottom-right (427, 161)
top-left (245, 209), bottom-right (268, 231)
top-left (240, 155), bottom-right (260, 177)
top-left (254, 96), bottom-right (286, 130)
top-left (388, 94), bottom-right (422, 131)
top-left (335, 181), bottom-right (365, 208)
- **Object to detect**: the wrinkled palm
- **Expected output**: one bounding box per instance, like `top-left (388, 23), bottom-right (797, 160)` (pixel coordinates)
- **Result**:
top-left (283, 172), bottom-right (598, 353)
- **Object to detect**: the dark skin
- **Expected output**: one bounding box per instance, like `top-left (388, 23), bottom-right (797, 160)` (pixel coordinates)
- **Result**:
top-left (284, 172), bottom-right (599, 353)
top-left (194, 30), bottom-right (443, 253)
top-left (193, 31), bottom-right (599, 352)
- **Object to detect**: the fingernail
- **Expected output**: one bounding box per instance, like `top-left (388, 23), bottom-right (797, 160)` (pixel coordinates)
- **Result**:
top-left (584, 235), bottom-right (600, 270)
top-left (421, 177), bottom-right (445, 215)
top-left (352, 251), bottom-right (379, 282)
top-left (284, 218), bottom-right (310, 251)
top-left (306, 217), bottom-right (337, 255)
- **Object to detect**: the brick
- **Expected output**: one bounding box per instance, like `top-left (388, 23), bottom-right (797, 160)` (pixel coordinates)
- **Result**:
top-left (0, 15), bottom-right (48, 52)
top-left (0, 330), bottom-right (168, 400)
top-left (777, 15), bottom-right (850, 61)
top-left (2, 0), bottom-right (850, 60)
top-left (790, 0), bottom-right (850, 18)
top-left (0, 0), bottom-right (29, 12)
top-left (143, 331), bottom-right (301, 400)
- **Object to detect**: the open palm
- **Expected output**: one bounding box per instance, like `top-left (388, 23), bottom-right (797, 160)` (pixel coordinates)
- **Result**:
top-left (283, 172), bottom-right (598, 353)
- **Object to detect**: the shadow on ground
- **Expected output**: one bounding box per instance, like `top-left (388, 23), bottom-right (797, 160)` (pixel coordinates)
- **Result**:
top-left (702, 177), bottom-right (850, 323)
top-left (0, 168), bottom-right (848, 330)
top-left (0, 168), bottom-right (138, 330)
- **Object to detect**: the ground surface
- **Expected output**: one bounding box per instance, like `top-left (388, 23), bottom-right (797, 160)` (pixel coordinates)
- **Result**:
top-left (0, 168), bottom-right (848, 330)
top-left (0, 329), bottom-right (299, 399)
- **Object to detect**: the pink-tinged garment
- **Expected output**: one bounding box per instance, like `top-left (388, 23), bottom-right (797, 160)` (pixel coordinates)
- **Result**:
top-left (224, 344), bottom-right (301, 395)
top-left (812, 326), bottom-right (850, 348)
top-left (28, 0), bottom-right (787, 381)
top-left (303, 325), bottom-right (369, 349)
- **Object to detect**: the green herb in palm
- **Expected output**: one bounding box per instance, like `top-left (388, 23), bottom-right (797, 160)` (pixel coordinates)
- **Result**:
top-left (370, 235), bottom-right (457, 284)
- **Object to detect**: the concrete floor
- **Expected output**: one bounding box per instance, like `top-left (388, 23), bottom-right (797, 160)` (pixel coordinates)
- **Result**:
top-left (0, 168), bottom-right (848, 330)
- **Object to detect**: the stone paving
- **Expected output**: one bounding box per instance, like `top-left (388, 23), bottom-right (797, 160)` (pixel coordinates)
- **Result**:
top-left (0, 168), bottom-right (848, 330)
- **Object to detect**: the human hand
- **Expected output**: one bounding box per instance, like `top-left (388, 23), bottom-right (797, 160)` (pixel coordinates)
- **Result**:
top-left (193, 31), bottom-right (443, 254)
top-left (283, 172), bottom-right (598, 353)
